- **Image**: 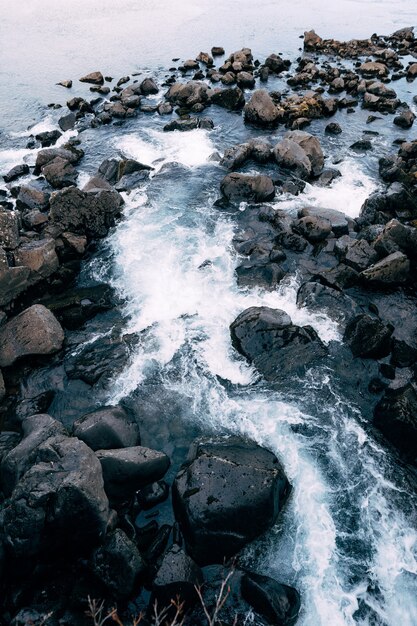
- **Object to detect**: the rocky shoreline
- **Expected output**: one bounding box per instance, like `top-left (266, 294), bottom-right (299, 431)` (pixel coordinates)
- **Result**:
top-left (0, 25), bottom-right (416, 625)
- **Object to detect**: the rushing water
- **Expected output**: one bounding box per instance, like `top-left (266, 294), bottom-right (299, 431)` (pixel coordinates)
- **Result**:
top-left (93, 127), bottom-right (417, 626)
top-left (1, 1), bottom-right (417, 624)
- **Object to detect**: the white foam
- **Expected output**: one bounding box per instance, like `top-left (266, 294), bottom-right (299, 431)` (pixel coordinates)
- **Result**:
top-left (116, 127), bottom-right (216, 169)
top-left (276, 159), bottom-right (378, 219)
top-left (10, 116), bottom-right (57, 138)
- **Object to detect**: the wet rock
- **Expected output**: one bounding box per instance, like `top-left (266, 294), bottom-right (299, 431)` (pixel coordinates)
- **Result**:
top-left (96, 446), bottom-right (170, 502)
top-left (4, 434), bottom-right (110, 559)
top-left (393, 109), bottom-right (415, 129)
top-left (14, 238), bottom-right (59, 283)
top-left (172, 437), bottom-right (290, 564)
top-left (41, 156), bottom-right (78, 188)
top-left (316, 168), bottom-right (342, 188)
top-left (297, 281), bottom-right (359, 325)
top-left (152, 545), bottom-right (203, 607)
top-left (91, 529), bottom-right (146, 598)
top-left (391, 338), bottom-right (417, 368)
top-left (343, 315), bottom-right (393, 359)
top-left (220, 143), bottom-right (252, 169)
top-left (241, 571), bottom-right (301, 626)
top-left (360, 251), bottom-right (410, 286)
top-left (220, 172), bottom-right (275, 203)
top-left (230, 307), bottom-right (327, 381)
top-left (235, 262), bottom-right (286, 290)
top-left (197, 51), bottom-right (213, 65)
top-left (344, 239), bottom-right (378, 272)
top-left (16, 185), bottom-right (50, 212)
top-left (373, 219), bottom-right (417, 258)
top-left (250, 138), bottom-right (273, 162)
top-left (35, 129), bottom-right (62, 147)
top-left (79, 71), bottom-right (104, 85)
top-left (0, 209), bottom-right (20, 249)
top-left (49, 187), bottom-right (123, 238)
top-left (276, 130), bottom-right (324, 178)
top-left (359, 62), bottom-right (389, 77)
top-left (350, 139), bottom-right (373, 152)
top-left (58, 112), bottom-right (77, 132)
top-left (211, 46), bottom-right (225, 56)
top-left (73, 405), bottom-right (140, 451)
top-left (137, 480), bottom-right (169, 510)
top-left (407, 63), bottom-right (417, 80)
top-left (293, 215), bottom-right (331, 243)
top-left (3, 163), bottom-right (29, 183)
top-left (374, 382), bottom-right (417, 459)
top-left (264, 53), bottom-right (290, 74)
top-left (0, 265), bottom-right (30, 306)
top-left (1, 413), bottom-right (66, 495)
top-left (244, 89), bottom-right (283, 126)
top-left (34, 146), bottom-right (83, 173)
top-left (140, 77), bottom-right (159, 95)
top-left (210, 87), bottom-right (245, 110)
top-left (163, 117), bottom-right (199, 132)
top-left (167, 80), bottom-right (210, 108)
top-left (57, 79), bottom-right (72, 88)
top-left (0, 305), bottom-right (64, 368)
top-left (274, 138), bottom-right (312, 179)
top-left (237, 71), bottom-right (255, 89)
top-left (157, 102), bottom-right (173, 115)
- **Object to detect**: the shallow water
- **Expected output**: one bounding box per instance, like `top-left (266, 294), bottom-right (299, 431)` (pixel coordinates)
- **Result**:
top-left (1, 1), bottom-right (417, 624)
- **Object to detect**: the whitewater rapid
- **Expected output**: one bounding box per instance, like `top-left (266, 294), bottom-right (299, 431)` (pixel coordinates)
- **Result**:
top-left (93, 127), bottom-right (417, 626)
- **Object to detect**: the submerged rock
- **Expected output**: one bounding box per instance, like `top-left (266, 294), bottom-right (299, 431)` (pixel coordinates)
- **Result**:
top-left (172, 437), bottom-right (290, 564)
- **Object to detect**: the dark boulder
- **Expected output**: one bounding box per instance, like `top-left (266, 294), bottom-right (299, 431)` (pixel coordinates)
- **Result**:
top-left (172, 437), bottom-right (290, 564)
top-left (241, 571), bottom-right (301, 626)
top-left (220, 173), bottom-right (275, 202)
top-left (230, 307), bottom-right (327, 381)
top-left (374, 384), bottom-right (417, 457)
top-left (34, 146), bottom-right (83, 174)
top-left (360, 251), bottom-right (410, 287)
top-left (244, 90), bottom-right (283, 126)
top-left (3, 434), bottom-right (110, 558)
top-left (210, 87), bottom-right (245, 110)
top-left (1, 413), bottom-right (66, 495)
top-left (297, 281), bottom-right (359, 325)
top-left (35, 129), bottom-right (62, 147)
top-left (91, 528), bottom-right (146, 597)
top-left (220, 143), bottom-right (252, 169)
top-left (96, 446), bottom-right (170, 502)
top-left (49, 187), bottom-right (123, 238)
top-left (41, 156), bottom-right (78, 189)
top-left (343, 314), bottom-right (393, 359)
top-left (58, 112), bottom-right (77, 132)
top-left (3, 163), bottom-right (29, 183)
top-left (0, 305), bottom-right (65, 368)
top-left (140, 77), bottom-right (159, 95)
top-left (73, 405), bottom-right (140, 451)
top-left (152, 545), bottom-right (203, 607)
top-left (292, 215), bottom-right (331, 243)
top-left (79, 71), bottom-right (104, 85)
top-left (393, 109), bottom-right (415, 129)
top-left (236, 262), bottom-right (286, 290)
top-left (264, 53), bottom-right (290, 74)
